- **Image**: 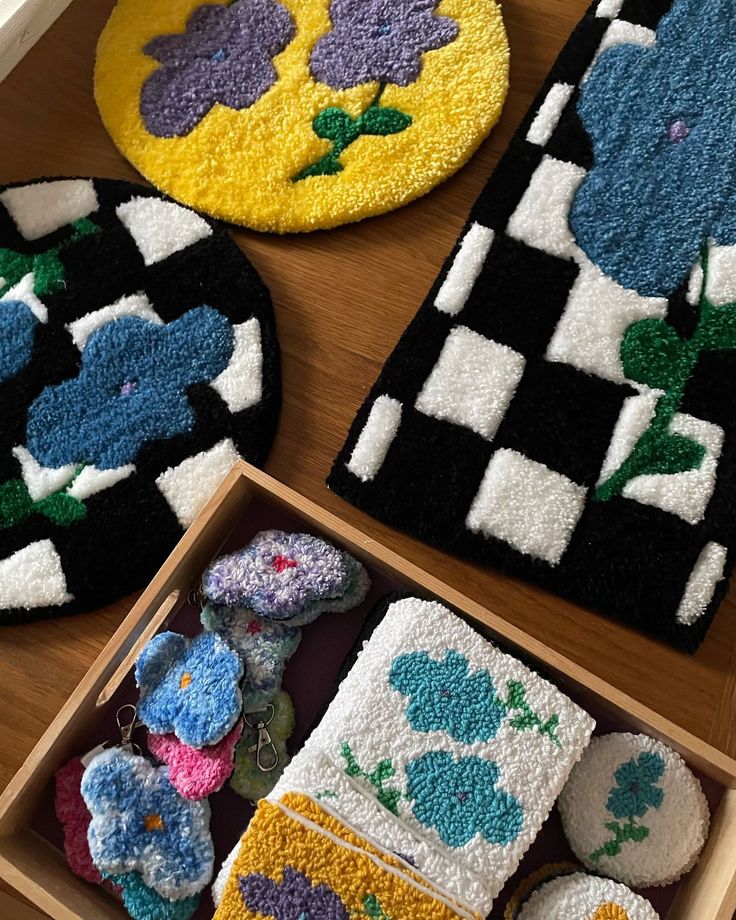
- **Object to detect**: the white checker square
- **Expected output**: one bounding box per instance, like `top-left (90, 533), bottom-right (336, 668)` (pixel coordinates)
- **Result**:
top-left (526, 83), bottom-right (574, 146)
top-left (596, 0), bottom-right (626, 17)
top-left (676, 542), bottom-right (728, 626)
top-left (0, 179), bottom-right (98, 241)
top-left (346, 395), bottom-right (402, 482)
top-left (434, 223), bottom-right (495, 316)
top-left (116, 196), bottom-right (212, 266)
top-left (415, 326), bottom-right (525, 440)
top-left (506, 156), bottom-right (586, 260)
top-left (546, 259), bottom-right (668, 383)
top-left (467, 449), bottom-right (586, 565)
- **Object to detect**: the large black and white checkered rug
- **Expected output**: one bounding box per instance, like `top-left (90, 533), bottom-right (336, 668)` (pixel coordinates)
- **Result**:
top-left (330, 0), bottom-right (736, 651)
top-left (0, 178), bottom-right (280, 624)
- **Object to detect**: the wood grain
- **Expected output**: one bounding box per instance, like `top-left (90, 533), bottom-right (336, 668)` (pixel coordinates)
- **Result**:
top-left (0, 0), bottom-right (734, 843)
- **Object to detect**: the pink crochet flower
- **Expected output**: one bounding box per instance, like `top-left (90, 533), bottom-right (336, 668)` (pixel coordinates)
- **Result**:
top-left (148, 720), bottom-right (243, 800)
top-left (54, 757), bottom-right (120, 894)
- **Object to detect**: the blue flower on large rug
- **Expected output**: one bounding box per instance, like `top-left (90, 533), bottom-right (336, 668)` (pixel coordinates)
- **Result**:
top-left (141, 0), bottom-right (295, 137)
top-left (25, 306), bottom-right (233, 470)
top-left (570, 0), bottom-right (736, 297)
top-left (0, 301), bottom-right (37, 383)
top-left (406, 751), bottom-right (523, 848)
top-left (389, 650), bottom-right (505, 743)
top-left (136, 631), bottom-right (243, 748)
top-left (81, 747), bottom-right (213, 901)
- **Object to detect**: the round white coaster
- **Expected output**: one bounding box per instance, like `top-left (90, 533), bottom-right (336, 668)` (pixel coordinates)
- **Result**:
top-left (558, 733), bottom-right (709, 887)
top-left (516, 872), bottom-right (659, 920)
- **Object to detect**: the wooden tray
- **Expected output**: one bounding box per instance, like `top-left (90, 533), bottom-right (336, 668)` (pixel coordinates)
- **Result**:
top-left (0, 461), bottom-right (734, 920)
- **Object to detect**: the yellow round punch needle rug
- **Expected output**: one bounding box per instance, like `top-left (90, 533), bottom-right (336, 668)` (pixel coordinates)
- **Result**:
top-left (95, 0), bottom-right (509, 233)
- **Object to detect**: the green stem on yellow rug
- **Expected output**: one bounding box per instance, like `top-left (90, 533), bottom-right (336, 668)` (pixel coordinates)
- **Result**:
top-left (292, 82), bottom-right (412, 181)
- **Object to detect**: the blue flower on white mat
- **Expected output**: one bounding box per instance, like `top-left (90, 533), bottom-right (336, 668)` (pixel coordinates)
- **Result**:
top-left (389, 649), bottom-right (505, 743)
top-left (201, 603), bottom-right (301, 711)
top-left (407, 752), bottom-right (523, 848)
top-left (25, 306), bottom-right (233, 470)
top-left (570, 0), bottom-right (736, 297)
top-left (106, 871), bottom-right (199, 920)
top-left (606, 752), bottom-right (665, 819)
top-left (81, 747), bottom-right (214, 901)
top-left (0, 300), bottom-right (37, 383)
top-left (136, 631), bottom-right (243, 748)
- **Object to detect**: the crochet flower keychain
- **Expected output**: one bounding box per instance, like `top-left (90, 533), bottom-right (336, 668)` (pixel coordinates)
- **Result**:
top-left (56, 704), bottom-right (214, 920)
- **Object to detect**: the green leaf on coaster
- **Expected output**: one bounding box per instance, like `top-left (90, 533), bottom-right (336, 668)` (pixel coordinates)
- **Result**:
top-left (620, 318), bottom-right (685, 390)
top-left (36, 491), bottom-right (87, 526)
top-left (312, 107), bottom-right (359, 146)
top-left (505, 680), bottom-right (526, 710)
top-left (358, 106), bottom-right (413, 136)
top-left (0, 479), bottom-right (34, 528)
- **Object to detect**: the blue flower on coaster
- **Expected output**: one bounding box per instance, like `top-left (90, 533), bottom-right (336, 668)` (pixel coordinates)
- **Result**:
top-left (406, 751), bottom-right (523, 848)
top-left (202, 529), bottom-right (370, 625)
top-left (607, 753), bottom-right (665, 820)
top-left (570, 0), bottom-right (736, 298)
top-left (26, 306), bottom-right (233, 470)
top-left (201, 603), bottom-right (301, 711)
top-left (136, 631), bottom-right (243, 748)
top-left (81, 747), bottom-right (214, 901)
top-left (106, 871), bottom-right (199, 920)
top-left (0, 301), bottom-right (38, 383)
top-left (141, 0), bottom-right (296, 138)
top-left (389, 649), bottom-right (505, 743)
top-left (239, 866), bottom-right (349, 920)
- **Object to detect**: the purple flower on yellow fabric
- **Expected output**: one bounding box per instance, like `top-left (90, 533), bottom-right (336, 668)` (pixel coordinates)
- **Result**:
top-left (140, 0), bottom-right (295, 137)
top-left (294, 0), bottom-right (458, 181)
top-left (310, 0), bottom-right (459, 90)
top-left (239, 866), bottom-right (349, 920)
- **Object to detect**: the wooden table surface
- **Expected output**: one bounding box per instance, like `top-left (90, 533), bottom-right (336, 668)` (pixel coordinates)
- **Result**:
top-left (0, 0), bottom-right (735, 871)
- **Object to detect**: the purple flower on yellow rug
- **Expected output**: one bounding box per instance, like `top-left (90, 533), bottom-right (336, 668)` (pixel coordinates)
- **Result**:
top-left (295, 0), bottom-right (458, 181)
top-left (310, 0), bottom-right (459, 90)
top-left (239, 866), bottom-right (349, 920)
top-left (141, 0), bottom-right (295, 137)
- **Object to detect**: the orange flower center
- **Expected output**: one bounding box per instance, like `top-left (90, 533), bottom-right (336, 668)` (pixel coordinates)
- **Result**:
top-left (144, 814), bottom-right (165, 832)
top-left (179, 672), bottom-right (192, 689)
top-left (593, 905), bottom-right (630, 920)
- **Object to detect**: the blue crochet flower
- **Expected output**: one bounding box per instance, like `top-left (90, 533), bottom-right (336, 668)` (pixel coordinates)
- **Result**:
top-left (570, 0), bottom-right (736, 297)
top-left (606, 752), bottom-right (665, 819)
top-left (0, 300), bottom-right (37, 383)
top-left (25, 306), bottom-right (233, 469)
top-left (136, 631), bottom-right (243, 748)
top-left (81, 748), bottom-right (214, 901)
top-left (201, 603), bottom-right (301, 711)
top-left (406, 752), bottom-right (523, 848)
top-left (389, 650), bottom-right (505, 743)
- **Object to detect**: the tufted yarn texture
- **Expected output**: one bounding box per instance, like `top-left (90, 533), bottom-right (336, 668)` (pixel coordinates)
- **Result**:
top-left (81, 747), bottom-right (214, 901)
top-left (106, 872), bottom-right (199, 920)
top-left (329, 0), bottom-right (736, 652)
top-left (558, 732), bottom-right (710, 887)
top-left (203, 530), bottom-right (370, 626)
top-left (269, 596), bottom-right (594, 916)
top-left (202, 602), bottom-right (301, 710)
top-left (136, 631), bottom-right (244, 748)
top-left (515, 872), bottom-right (659, 920)
top-left (95, 0), bottom-right (509, 233)
top-left (0, 177), bottom-right (279, 625)
top-left (230, 689), bottom-right (296, 801)
top-left (148, 720), bottom-right (243, 800)
top-left (54, 756), bottom-right (120, 893)
top-left (214, 792), bottom-right (475, 919)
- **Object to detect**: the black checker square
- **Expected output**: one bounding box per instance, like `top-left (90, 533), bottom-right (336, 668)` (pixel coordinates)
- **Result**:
top-left (494, 357), bottom-right (635, 486)
top-left (618, 0), bottom-right (674, 30)
top-left (544, 87), bottom-right (594, 171)
top-left (460, 234), bottom-right (579, 357)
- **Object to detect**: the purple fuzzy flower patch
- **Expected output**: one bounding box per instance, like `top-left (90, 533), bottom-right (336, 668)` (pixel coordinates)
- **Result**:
top-left (310, 0), bottom-right (459, 90)
top-left (239, 867), bottom-right (349, 920)
top-left (140, 0), bottom-right (295, 137)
